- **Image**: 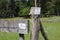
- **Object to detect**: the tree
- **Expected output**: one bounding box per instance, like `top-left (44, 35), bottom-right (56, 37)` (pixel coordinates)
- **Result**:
top-left (55, 0), bottom-right (60, 16)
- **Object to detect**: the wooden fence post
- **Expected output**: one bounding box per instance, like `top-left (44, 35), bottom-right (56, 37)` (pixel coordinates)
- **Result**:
top-left (30, 15), bottom-right (40, 40)
top-left (30, 0), bottom-right (40, 40)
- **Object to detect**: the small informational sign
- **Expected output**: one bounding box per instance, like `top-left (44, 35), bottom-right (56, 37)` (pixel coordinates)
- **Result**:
top-left (18, 23), bottom-right (26, 30)
top-left (34, 7), bottom-right (41, 15)
top-left (18, 19), bottom-right (29, 34)
top-left (30, 7), bottom-right (41, 15)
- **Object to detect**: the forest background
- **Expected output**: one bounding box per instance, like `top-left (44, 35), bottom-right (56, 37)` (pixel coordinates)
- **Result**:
top-left (0, 0), bottom-right (60, 18)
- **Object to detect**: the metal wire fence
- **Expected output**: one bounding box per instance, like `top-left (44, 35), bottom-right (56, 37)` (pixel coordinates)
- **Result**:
top-left (0, 19), bottom-right (19, 40)
top-left (0, 19), bottom-right (29, 40)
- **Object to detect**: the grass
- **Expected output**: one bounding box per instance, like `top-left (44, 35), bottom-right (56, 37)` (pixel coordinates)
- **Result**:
top-left (0, 16), bottom-right (60, 40)
top-left (40, 22), bottom-right (60, 40)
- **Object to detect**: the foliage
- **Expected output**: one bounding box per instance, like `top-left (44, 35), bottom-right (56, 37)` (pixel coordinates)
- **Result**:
top-left (0, 0), bottom-right (60, 18)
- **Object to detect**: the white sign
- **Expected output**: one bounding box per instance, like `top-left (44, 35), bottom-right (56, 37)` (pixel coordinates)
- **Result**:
top-left (18, 23), bottom-right (26, 29)
top-left (34, 7), bottom-right (41, 15)
top-left (30, 7), bottom-right (41, 15)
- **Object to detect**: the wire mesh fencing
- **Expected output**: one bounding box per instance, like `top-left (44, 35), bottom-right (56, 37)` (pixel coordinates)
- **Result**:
top-left (0, 19), bottom-right (19, 40)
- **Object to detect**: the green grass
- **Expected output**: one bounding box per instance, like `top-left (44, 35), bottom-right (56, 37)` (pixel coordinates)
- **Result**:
top-left (0, 16), bottom-right (60, 40)
top-left (40, 22), bottom-right (60, 40)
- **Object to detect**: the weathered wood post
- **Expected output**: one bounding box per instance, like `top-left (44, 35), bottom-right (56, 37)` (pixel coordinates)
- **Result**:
top-left (30, 0), bottom-right (48, 40)
top-left (30, 15), bottom-right (40, 40)
top-left (30, 0), bottom-right (41, 40)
